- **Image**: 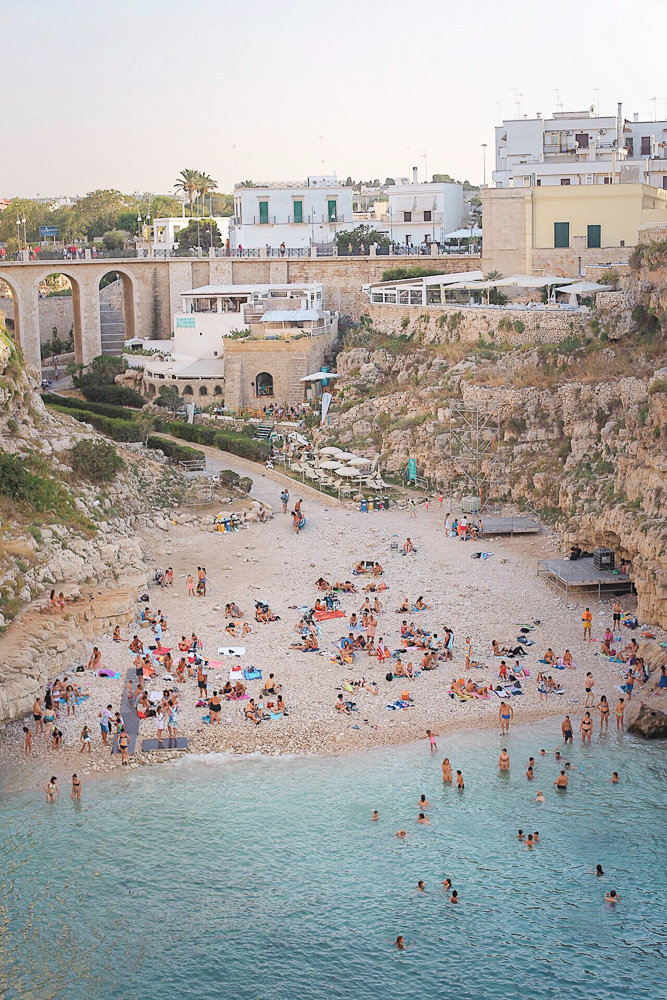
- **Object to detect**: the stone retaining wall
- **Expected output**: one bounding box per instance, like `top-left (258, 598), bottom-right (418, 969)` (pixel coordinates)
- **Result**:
top-left (366, 303), bottom-right (592, 344)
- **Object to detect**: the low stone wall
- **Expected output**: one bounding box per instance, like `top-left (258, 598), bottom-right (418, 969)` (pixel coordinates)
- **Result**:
top-left (143, 374), bottom-right (225, 399)
top-left (366, 303), bottom-right (592, 344)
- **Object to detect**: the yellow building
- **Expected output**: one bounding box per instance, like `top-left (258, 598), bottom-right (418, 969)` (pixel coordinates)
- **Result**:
top-left (482, 183), bottom-right (667, 276)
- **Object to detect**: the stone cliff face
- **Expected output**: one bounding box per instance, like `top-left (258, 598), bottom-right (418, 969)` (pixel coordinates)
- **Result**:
top-left (0, 329), bottom-right (185, 724)
top-left (326, 251), bottom-right (667, 626)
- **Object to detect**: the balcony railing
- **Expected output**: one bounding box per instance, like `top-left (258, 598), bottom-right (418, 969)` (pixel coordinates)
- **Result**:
top-left (241, 214), bottom-right (346, 226)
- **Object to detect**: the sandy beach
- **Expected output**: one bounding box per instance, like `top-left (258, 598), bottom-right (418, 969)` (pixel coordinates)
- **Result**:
top-left (1, 468), bottom-right (661, 788)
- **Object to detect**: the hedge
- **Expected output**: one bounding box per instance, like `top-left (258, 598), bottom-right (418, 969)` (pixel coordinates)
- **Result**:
top-left (48, 405), bottom-right (142, 442)
top-left (153, 419), bottom-right (269, 461)
top-left (43, 394), bottom-right (139, 422)
top-left (146, 436), bottom-right (205, 463)
top-left (80, 384), bottom-right (146, 408)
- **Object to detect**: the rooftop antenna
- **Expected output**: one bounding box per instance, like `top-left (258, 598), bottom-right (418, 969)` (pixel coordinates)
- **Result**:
top-left (592, 87), bottom-right (600, 117)
top-left (405, 146), bottom-right (412, 180)
top-left (317, 135), bottom-right (325, 170)
top-left (419, 149), bottom-right (428, 183)
top-left (512, 88), bottom-right (523, 118)
top-left (552, 88), bottom-right (563, 114)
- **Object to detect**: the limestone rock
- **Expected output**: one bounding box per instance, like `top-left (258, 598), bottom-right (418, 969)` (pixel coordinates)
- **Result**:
top-left (626, 702), bottom-right (667, 740)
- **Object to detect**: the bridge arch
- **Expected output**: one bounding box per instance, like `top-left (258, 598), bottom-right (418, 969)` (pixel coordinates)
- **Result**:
top-left (31, 268), bottom-right (85, 366)
top-left (0, 271), bottom-right (22, 352)
top-left (98, 268), bottom-right (137, 354)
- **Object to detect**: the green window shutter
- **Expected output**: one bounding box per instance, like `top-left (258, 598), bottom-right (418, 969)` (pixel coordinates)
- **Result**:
top-left (587, 224), bottom-right (601, 249)
top-left (293, 201), bottom-right (303, 223)
top-left (554, 222), bottom-right (569, 248)
top-left (327, 200), bottom-right (337, 222)
top-left (259, 201), bottom-right (269, 224)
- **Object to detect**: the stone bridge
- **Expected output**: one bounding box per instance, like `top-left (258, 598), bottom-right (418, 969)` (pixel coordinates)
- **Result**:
top-left (0, 253), bottom-right (480, 370)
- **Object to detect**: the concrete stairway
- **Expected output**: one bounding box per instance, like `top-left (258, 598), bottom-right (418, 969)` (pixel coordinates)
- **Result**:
top-left (100, 301), bottom-right (125, 355)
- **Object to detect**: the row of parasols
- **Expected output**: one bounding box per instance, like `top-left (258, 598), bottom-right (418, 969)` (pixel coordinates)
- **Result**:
top-left (313, 446), bottom-right (376, 477)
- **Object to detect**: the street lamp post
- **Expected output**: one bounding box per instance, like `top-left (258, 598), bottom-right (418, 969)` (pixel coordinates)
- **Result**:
top-left (16, 216), bottom-right (21, 252)
top-left (481, 144), bottom-right (487, 187)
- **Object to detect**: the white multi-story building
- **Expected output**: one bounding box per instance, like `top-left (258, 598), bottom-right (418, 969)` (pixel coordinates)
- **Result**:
top-left (230, 176), bottom-right (354, 250)
top-left (151, 216), bottom-right (230, 252)
top-left (493, 104), bottom-right (667, 190)
top-left (140, 282), bottom-right (334, 401)
top-left (374, 170), bottom-right (465, 246)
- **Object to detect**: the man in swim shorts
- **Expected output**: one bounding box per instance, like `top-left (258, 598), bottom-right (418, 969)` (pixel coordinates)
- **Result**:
top-left (555, 771), bottom-right (568, 789)
top-left (561, 716), bottom-right (573, 743)
top-left (499, 701), bottom-right (513, 734)
top-left (582, 607), bottom-right (592, 641)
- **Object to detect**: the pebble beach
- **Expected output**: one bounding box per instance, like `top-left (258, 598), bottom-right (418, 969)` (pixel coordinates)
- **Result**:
top-left (0, 481), bottom-right (659, 788)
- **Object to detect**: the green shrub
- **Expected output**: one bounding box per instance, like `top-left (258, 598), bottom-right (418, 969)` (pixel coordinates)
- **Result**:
top-left (649, 378), bottom-right (667, 395)
top-left (0, 452), bottom-right (83, 522)
top-left (43, 393), bottom-right (138, 421)
top-left (49, 406), bottom-right (142, 442)
top-left (69, 439), bottom-right (125, 483)
top-left (146, 436), bottom-right (204, 463)
top-left (81, 383), bottom-right (146, 407)
top-left (153, 420), bottom-right (270, 462)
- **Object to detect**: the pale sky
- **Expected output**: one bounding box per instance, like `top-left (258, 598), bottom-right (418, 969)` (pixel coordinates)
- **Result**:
top-left (3, 0), bottom-right (666, 197)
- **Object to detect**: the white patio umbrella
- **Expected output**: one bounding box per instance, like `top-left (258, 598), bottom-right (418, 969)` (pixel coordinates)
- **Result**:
top-left (347, 456), bottom-right (372, 467)
top-left (336, 466), bottom-right (360, 477)
top-left (319, 446), bottom-right (343, 456)
top-left (321, 460), bottom-right (344, 469)
top-left (335, 452), bottom-right (358, 461)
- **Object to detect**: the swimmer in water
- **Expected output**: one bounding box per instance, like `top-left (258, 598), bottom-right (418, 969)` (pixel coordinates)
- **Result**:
top-left (450, 890), bottom-right (459, 904)
top-left (526, 766), bottom-right (534, 780)
top-left (536, 791), bottom-right (546, 802)
top-left (517, 829), bottom-right (525, 840)
top-left (395, 830), bottom-right (407, 839)
top-left (441, 758), bottom-right (452, 782)
top-left (396, 935), bottom-right (406, 949)
top-left (611, 772), bottom-right (619, 783)
top-left (456, 770), bottom-right (464, 791)
top-left (417, 812), bottom-right (429, 824)
top-left (555, 770), bottom-right (568, 789)
top-left (442, 878), bottom-right (452, 890)
top-left (372, 810), bottom-right (379, 821)
top-left (605, 890), bottom-right (620, 903)
top-left (596, 864), bottom-right (605, 876)
top-left (418, 794), bottom-right (429, 808)
top-left (417, 880), bottom-right (426, 893)
top-left (498, 748), bottom-right (510, 771)
top-left (71, 774), bottom-right (82, 800)
top-left (533, 831), bottom-right (540, 842)
top-left (525, 834), bottom-right (535, 849)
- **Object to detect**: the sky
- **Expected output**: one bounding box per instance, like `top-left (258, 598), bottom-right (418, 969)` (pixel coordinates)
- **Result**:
top-left (3, 0), bottom-right (667, 198)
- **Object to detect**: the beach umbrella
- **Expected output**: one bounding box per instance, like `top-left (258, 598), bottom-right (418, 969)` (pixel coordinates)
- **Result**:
top-left (347, 456), bottom-right (372, 467)
top-left (321, 460), bottom-right (344, 469)
top-left (336, 452), bottom-right (357, 461)
top-left (319, 446), bottom-right (343, 456)
top-left (336, 466), bottom-right (359, 477)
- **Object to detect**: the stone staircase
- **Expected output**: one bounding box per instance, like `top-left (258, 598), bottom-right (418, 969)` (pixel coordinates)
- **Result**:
top-left (255, 422), bottom-right (274, 440)
top-left (100, 300), bottom-right (125, 355)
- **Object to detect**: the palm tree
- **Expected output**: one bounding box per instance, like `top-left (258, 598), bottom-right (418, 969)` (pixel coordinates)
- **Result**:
top-left (195, 172), bottom-right (218, 217)
top-left (174, 169), bottom-right (199, 216)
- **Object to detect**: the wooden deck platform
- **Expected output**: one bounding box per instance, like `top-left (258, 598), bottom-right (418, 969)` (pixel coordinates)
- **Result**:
top-left (112, 669), bottom-right (140, 755)
top-left (141, 737), bottom-right (189, 752)
top-left (484, 517), bottom-right (541, 536)
top-left (537, 558), bottom-right (633, 597)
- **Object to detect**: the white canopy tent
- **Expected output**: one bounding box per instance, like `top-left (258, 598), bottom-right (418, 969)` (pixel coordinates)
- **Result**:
top-left (554, 281), bottom-right (606, 294)
top-left (443, 227), bottom-right (483, 239)
top-left (299, 372), bottom-right (340, 382)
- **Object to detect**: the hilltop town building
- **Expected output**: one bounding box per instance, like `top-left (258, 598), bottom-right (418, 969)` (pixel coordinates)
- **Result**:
top-left (140, 281), bottom-right (337, 408)
top-left (376, 171), bottom-right (465, 246)
top-left (493, 105), bottom-right (667, 190)
top-left (230, 176), bottom-right (354, 250)
top-left (481, 182), bottom-right (667, 275)
top-left (151, 216), bottom-right (230, 252)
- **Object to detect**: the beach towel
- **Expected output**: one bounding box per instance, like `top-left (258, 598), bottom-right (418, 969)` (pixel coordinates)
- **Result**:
top-left (385, 700), bottom-right (414, 710)
top-left (244, 668), bottom-right (262, 681)
top-left (314, 610), bottom-right (346, 621)
top-left (97, 669), bottom-right (120, 679)
top-left (217, 646), bottom-right (246, 656)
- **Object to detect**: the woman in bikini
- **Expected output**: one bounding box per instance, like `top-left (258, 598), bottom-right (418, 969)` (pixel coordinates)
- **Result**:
top-left (596, 695), bottom-right (610, 730)
top-left (373, 596), bottom-right (383, 615)
top-left (442, 758), bottom-right (453, 782)
top-left (580, 711), bottom-right (593, 742)
top-left (44, 776), bottom-right (59, 802)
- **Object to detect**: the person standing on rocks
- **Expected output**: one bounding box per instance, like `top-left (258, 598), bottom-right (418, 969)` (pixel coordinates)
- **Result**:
top-left (615, 697), bottom-right (625, 730)
top-left (612, 600), bottom-right (622, 630)
top-left (187, 574), bottom-right (195, 597)
top-left (499, 701), bottom-right (513, 735)
top-left (584, 672), bottom-right (595, 708)
top-left (99, 705), bottom-right (112, 746)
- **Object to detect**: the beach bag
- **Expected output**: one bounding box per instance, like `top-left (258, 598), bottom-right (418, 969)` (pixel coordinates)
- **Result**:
top-left (385, 672), bottom-right (393, 682)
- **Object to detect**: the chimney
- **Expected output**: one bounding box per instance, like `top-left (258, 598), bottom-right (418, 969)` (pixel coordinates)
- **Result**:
top-left (412, 166), bottom-right (419, 184)
top-left (633, 112), bottom-right (639, 122)
top-left (616, 102), bottom-right (623, 146)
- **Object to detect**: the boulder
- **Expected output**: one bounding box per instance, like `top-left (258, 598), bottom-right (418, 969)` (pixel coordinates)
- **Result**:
top-left (626, 701), bottom-right (667, 740)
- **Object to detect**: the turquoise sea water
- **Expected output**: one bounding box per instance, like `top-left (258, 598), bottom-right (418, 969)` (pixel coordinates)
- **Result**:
top-left (1, 721), bottom-right (666, 1000)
